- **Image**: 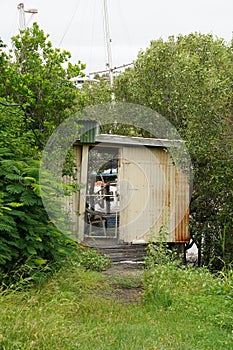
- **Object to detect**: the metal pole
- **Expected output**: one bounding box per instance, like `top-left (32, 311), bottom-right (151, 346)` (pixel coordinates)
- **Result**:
top-left (17, 3), bottom-right (26, 30)
top-left (103, 0), bottom-right (114, 88)
top-left (17, 3), bottom-right (38, 31)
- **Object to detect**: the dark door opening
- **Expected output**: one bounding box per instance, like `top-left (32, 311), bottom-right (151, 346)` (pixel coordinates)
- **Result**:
top-left (84, 146), bottom-right (120, 240)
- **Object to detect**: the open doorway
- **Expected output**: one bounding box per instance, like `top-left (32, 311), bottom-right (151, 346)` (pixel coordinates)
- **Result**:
top-left (84, 146), bottom-right (120, 241)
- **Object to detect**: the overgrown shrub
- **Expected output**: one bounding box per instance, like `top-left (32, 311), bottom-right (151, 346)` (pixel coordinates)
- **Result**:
top-left (0, 146), bottom-right (76, 284)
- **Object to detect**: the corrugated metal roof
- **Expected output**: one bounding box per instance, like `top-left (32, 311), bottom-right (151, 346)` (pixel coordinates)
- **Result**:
top-left (76, 133), bottom-right (182, 148)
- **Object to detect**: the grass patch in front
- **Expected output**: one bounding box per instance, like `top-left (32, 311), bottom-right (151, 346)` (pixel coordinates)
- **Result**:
top-left (0, 264), bottom-right (233, 349)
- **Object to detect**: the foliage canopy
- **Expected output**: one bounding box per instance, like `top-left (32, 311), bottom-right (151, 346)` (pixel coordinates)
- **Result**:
top-left (113, 33), bottom-right (233, 268)
top-left (0, 23), bottom-right (85, 149)
top-left (0, 24), bottom-right (85, 281)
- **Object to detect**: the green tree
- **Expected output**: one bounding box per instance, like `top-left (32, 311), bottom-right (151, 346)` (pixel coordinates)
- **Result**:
top-left (0, 27), bottom-right (86, 282)
top-left (114, 33), bottom-right (233, 268)
top-left (77, 77), bottom-right (113, 109)
top-left (0, 23), bottom-right (85, 149)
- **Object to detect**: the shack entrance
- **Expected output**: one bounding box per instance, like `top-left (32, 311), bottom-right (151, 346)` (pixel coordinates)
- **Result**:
top-left (84, 146), bottom-right (120, 241)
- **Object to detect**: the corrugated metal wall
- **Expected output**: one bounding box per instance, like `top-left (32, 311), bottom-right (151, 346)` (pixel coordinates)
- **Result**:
top-left (119, 146), bottom-right (189, 243)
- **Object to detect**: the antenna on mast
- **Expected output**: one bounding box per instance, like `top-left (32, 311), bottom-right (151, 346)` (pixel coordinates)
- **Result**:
top-left (103, 0), bottom-right (114, 88)
top-left (17, 3), bottom-right (38, 30)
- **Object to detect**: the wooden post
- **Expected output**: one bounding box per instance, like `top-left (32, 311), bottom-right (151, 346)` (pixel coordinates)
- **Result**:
top-left (78, 145), bottom-right (89, 242)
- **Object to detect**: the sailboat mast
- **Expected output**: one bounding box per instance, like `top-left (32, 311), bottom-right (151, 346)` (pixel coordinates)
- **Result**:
top-left (103, 0), bottom-right (114, 87)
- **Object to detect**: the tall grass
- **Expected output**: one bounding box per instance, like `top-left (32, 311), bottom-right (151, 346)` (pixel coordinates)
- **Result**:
top-left (0, 250), bottom-right (232, 349)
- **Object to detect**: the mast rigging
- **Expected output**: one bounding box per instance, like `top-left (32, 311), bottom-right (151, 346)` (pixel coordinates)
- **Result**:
top-left (103, 0), bottom-right (114, 87)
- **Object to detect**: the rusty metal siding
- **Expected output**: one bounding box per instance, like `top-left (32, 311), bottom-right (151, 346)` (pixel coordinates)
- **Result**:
top-left (172, 165), bottom-right (190, 242)
top-left (149, 147), bottom-right (190, 242)
top-left (119, 146), bottom-right (190, 243)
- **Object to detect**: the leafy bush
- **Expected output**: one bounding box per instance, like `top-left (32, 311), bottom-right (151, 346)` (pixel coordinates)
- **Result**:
top-left (0, 147), bottom-right (76, 285)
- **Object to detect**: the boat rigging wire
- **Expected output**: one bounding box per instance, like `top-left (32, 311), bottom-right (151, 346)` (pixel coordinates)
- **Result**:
top-left (58, 0), bottom-right (81, 47)
top-left (56, 0), bottom-right (134, 79)
top-left (89, 62), bottom-right (134, 76)
top-left (88, 0), bottom-right (98, 73)
top-left (116, 1), bottom-right (133, 56)
top-left (103, 0), bottom-right (114, 87)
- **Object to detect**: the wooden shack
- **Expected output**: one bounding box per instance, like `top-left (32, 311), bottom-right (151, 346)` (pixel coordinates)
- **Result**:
top-left (67, 128), bottom-right (190, 247)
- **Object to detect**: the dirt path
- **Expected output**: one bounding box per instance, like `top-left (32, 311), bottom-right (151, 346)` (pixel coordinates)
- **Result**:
top-left (102, 262), bottom-right (145, 304)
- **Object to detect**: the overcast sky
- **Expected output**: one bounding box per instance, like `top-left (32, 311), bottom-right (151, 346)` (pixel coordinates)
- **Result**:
top-left (1, 0), bottom-right (233, 75)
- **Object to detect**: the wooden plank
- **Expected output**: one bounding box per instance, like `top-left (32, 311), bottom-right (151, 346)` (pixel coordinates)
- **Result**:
top-left (78, 145), bottom-right (89, 242)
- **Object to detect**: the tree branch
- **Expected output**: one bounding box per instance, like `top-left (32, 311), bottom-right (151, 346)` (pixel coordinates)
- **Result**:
top-left (0, 101), bottom-right (21, 107)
